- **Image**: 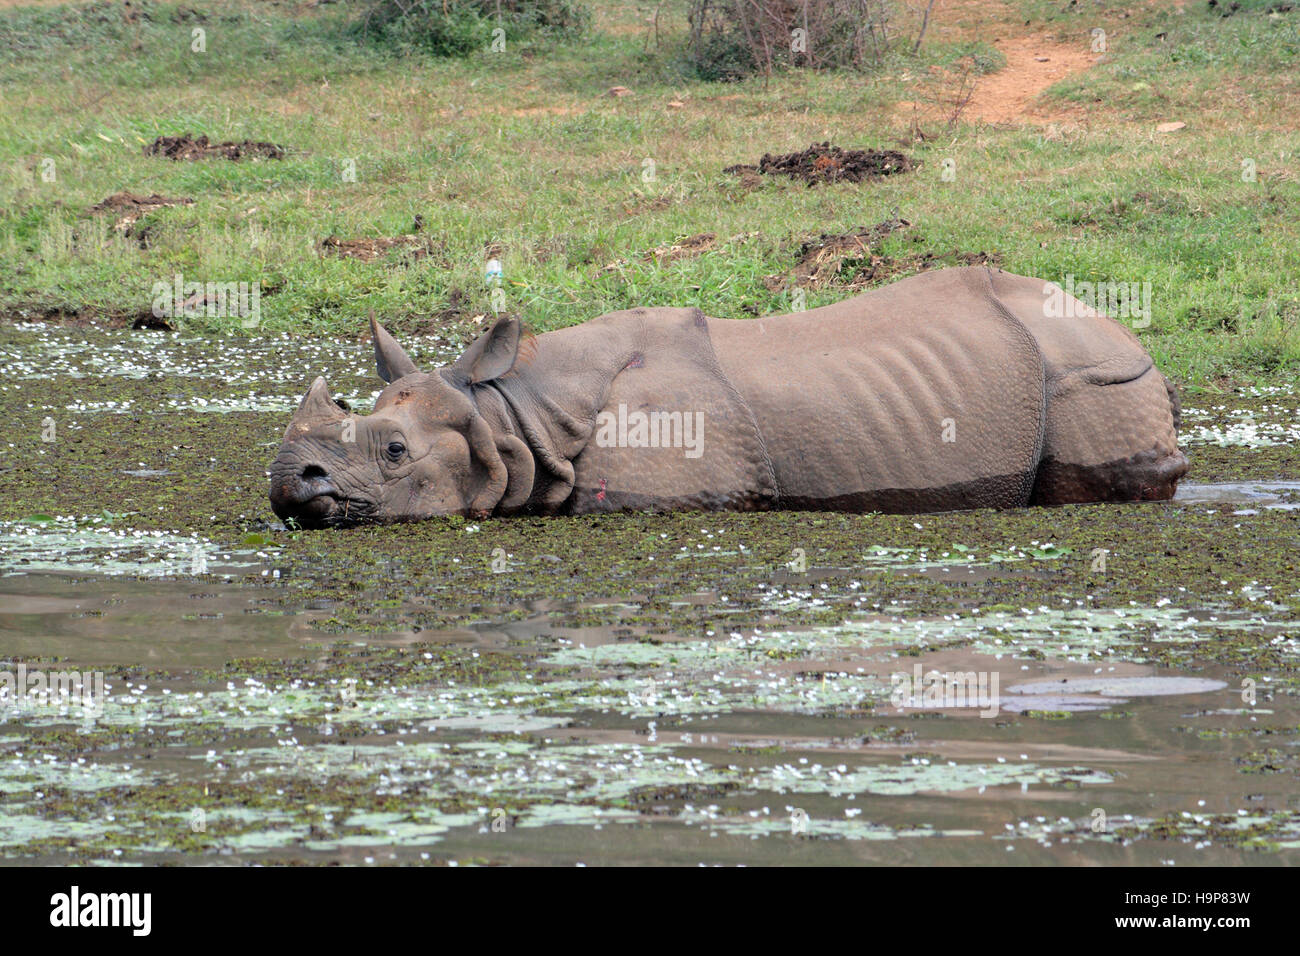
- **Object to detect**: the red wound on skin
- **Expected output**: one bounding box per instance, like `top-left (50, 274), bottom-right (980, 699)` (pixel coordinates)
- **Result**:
top-left (596, 478), bottom-right (607, 502)
top-left (623, 353), bottom-right (644, 370)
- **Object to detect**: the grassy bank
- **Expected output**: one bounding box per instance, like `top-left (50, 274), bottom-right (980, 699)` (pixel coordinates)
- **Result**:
top-left (1, 0), bottom-right (1297, 384)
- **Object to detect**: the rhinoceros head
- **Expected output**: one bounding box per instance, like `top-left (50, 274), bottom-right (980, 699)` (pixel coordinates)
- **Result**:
top-left (268, 315), bottom-right (535, 528)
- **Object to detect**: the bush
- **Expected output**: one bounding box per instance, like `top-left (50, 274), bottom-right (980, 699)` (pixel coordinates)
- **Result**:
top-left (686, 0), bottom-right (904, 81)
top-left (353, 0), bottom-right (590, 57)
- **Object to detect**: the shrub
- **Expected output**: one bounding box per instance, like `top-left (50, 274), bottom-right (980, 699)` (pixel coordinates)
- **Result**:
top-left (686, 0), bottom-right (906, 80)
top-left (353, 0), bottom-right (590, 57)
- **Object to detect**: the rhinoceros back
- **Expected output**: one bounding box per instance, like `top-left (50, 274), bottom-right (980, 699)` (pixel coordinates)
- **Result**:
top-left (707, 267), bottom-right (1048, 512)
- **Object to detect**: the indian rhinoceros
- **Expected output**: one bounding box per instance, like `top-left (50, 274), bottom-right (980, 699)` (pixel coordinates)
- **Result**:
top-left (268, 267), bottom-right (1188, 527)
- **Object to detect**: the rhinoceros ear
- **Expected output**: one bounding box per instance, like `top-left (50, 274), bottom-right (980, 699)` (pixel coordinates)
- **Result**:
top-left (291, 376), bottom-right (347, 428)
top-left (455, 316), bottom-right (522, 385)
top-left (370, 311), bottom-right (418, 383)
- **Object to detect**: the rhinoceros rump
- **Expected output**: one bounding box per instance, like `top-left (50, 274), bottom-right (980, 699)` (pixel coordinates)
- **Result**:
top-left (268, 267), bottom-right (1188, 527)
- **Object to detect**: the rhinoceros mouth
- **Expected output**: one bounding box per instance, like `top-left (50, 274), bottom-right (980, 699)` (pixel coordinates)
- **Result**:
top-left (270, 482), bottom-right (376, 529)
top-left (321, 495), bottom-right (378, 528)
top-left (289, 494), bottom-right (379, 529)
top-left (297, 493), bottom-right (340, 526)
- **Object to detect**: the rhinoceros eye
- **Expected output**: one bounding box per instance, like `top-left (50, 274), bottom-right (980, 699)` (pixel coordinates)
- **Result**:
top-left (385, 441), bottom-right (406, 461)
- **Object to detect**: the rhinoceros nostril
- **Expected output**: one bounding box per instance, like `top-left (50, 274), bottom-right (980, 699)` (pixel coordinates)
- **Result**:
top-left (301, 465), bottom-right (328, 480)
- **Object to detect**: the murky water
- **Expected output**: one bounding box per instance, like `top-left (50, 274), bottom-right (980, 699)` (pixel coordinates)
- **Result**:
top-left (2, 324), bottom-right (1298, 865)
top-left (1174, 481), bottom-right (1300, 513)
top-left (3, 521), bottom-right (1298, 865)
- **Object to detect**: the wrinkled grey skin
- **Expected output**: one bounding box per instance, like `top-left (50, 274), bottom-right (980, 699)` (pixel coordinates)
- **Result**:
top-left (268, 315), bottom-right (535, 528)
top-left (269, 267), bottom-right (1189, 528)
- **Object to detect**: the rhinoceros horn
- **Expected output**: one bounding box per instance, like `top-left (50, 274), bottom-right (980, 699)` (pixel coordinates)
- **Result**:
top-left (289, 376), bottom-right (348, 431)
top-left (370, 311), bottom-right (419, 383)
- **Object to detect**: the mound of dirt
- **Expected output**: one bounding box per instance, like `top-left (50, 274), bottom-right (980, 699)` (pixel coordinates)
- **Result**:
top-left (769, 218), bottom-right (910, 289)
top-left (764, 218), bottom-right (999, 292)
top-left (726, 143), bottom-right (917, 186)
top-left (144, 134), bottom-right (285, 161)
top-left (88, 192), bottom-right (195, 236)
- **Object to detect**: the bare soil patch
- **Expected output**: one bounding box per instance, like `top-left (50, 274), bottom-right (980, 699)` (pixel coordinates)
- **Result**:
top-left (144, 134), bottom-right (286, 161)
top-left (965, 34), bottom-right (1100, 124)
top-left (643, 232), bottom-right (717, 263)
top-left (726, 142), bottom-right (917, 186)
top-left (88, 192), bottom-right (194, 237)
top-left (900, 34), bottom-right (1101, 127)
top-left (319, 233), bottom-right (443, 265)
top-left (764, 218), bottom-right (1000, 291)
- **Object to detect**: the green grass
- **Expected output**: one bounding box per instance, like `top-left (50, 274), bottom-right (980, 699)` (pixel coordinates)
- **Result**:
top-left (1, 0), bottom-right (1298, 385)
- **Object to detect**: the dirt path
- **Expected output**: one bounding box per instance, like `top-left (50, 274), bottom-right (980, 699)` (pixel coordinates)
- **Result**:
top-left (966, 33), bottom-right (1100, 123)
top-left (916, 0), bottom-right (1104, 125)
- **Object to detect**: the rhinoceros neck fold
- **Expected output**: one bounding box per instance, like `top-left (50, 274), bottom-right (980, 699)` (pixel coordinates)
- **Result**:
top-left (495, 389), bottom-right (582, 514)
top-left (484, 308), bottom-right (781, 515)
top-left (486, 319), bottom-right (631, 515)
top-left (486, 331), bottom-right (620, 514)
